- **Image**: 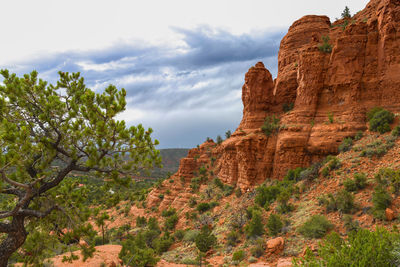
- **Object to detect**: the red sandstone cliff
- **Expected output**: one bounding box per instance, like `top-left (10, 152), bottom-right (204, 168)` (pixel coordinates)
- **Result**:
top-left (148, 0), bottom-right (400, 207)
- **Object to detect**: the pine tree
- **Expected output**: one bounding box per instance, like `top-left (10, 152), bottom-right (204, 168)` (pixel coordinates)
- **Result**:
top-left (245, 210), bottom-right (265, 238)
top-left (225, 130), bottom-right (232, 139)
top-left (341, 6), bottom-right (351, 19)
top-left (195, 225), bottom-right (217, 267)
top-left (0, 70), bottom-right (161, 265)
top-left (216, 135), bottom-right (223, 145)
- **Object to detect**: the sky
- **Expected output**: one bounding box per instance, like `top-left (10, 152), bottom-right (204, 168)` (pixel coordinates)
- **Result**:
top-left (0, 0), bottom-right (369, 148)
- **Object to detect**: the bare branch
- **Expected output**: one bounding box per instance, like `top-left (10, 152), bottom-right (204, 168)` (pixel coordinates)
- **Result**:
top-left (1, 188), bottom-right (23, 198)
top-left (19, 206), bottom-right (59, 218)
top-left (0, 170), bottom-right (29, 190)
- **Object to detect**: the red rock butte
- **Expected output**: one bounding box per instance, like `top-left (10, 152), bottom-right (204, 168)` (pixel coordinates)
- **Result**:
top-left (147, 0), bottom-right (400, 208)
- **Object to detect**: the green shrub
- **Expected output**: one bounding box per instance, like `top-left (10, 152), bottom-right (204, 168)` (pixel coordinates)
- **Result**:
top-left (321, 156), bottom-right (341, 177)
top-left (343, 178), bottom-right (357, 192)
top-left (245, 210), bottom-right (265, 238)
top-left (338, 137), bottom-right (353, 152)
top-left (226, 230), bottom-right (240, 247)
top-left (318, 193), bottom-right (337, 213)
top-left (294, 228), bottom-right (400, 266)
top-left (354, 131), bottom-right (364, 140)
top-left (319, 190), bottom-right (356, 214)
top-left (284, 167), bottom-right (303, 181)
top-left (189, 197), bottom-right (197, 208)
top-left (267, 214), bottom-right (283, 236)
top-left (360, 138), bottom-right (393, 158)
top-left (368, 108), bottom-right (394, 133)
top-left (232, 250), bottom-right (246, 262)
top-left (375, 167), bottom-right (400, 195)
top-left (235, 188), bottom-right (242, 198)
top-left (255, 184), bottom-right (280, 208)
top-left (392, 125), bottom-right (400, 137)
top-left (353, 172), bottom-right (367, 189)
top-left (276, 189), bottom-right (294, 213)
top-left (197, 202), bottom-right (211, 213)
top-left (174, 230), bottom-right (185, 241)
top-left (318, 36), bottom-right (332, 53)
top-left (119, 238), bottom-right (159, 267)
top-left (183, 229), bottom-right (200, 242)
top-left (223, 185), bottom-right (234, 196)
top-left (161, 208), bottom-right (176, 217)
top-left (344, 173), bottom-right (367, 192)
top-left (367, 107), bottom-right (384, 121)
top-left (195, 225), bottom-right (217, 254)
top-left (283, 102), bottom-right (294, 113)
top-left (213, 177), bottom-right (224, 189)
top-left (190, 177), bottom-right (201, 192)
top-left (372, 185), bottom-right (391, 220)
top-left (335, 190), bottom-right (356, 214)
top-left (136, 216), bottom-right (147, 227)
top-left (164, 214), bottom-right (178, 230)
top-left (299, 163), bottom-right (321, 182)
top-left (298, 215), bottom-right (333, 238)
top-left (342, 215), bottom-right (360, 233)
top-left (250, 240), bottom-right (265, 258)
top-left (154, 232), bottom-right (174, 254)
top-left (261, 115), bottom-right (280, 136)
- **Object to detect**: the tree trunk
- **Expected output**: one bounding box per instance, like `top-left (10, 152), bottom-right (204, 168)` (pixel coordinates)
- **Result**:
top-left (102, 225), bottom-right (104, 245)
top-left (0, 216), bottom-right (27, 267)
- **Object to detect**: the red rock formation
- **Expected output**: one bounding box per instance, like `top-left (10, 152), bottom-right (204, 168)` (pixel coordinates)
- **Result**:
top-left (148, 0), bottom-right (400, 208)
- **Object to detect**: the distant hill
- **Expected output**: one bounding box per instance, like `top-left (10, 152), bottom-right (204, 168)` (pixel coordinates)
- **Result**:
top-left (137, 148), bottom-right (189, 179)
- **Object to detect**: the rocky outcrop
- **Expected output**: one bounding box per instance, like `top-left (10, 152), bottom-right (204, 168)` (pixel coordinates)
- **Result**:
top-left (148, 0), bottom-right (400, 208)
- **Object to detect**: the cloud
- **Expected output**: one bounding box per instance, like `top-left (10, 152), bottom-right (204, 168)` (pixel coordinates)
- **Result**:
top-left (2, 26), bottom-right (285, 148)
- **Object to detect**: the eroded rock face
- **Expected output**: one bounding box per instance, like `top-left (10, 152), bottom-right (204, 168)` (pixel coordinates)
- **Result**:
top-left (148, 0), bottom-right (400, 208)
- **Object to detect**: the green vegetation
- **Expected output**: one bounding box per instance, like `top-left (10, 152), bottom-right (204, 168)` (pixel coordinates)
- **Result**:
top-left (367, 107), bottom-right (394, 133)
top-left (299, 162), bottom-right (321, 182)
top-left (283, 102), bottom-right (294, 113)
top-left (321, 156), bottom-right (341, 177)
top-left (392, 125), bottom-right (400, 137)
top-left (295, 228), bottom-right (400, 266)
top-left (197, 202), bottom-right (211, 213)
top-left (328, 112), bottom-right (334, 123)
top-left (284, 167), bottom-right (304, 182)
top-left (261, 115), bottom-right (280, 136)
top-left (354, 130), bottom-right (364, 140)
top-left (343, 172), bottom-right (367, 192)
top-left (267, 214), bottom-right (283, 236)
top-left (225, 130), bottom-right (232, 139)
top-left (216, 135), bottom-right (223, 145)
top-left (319, 190), bottom-right (356, 214)
top-left (119, 218), bottom-right (163, 266)
top-left (338, 137), bottom-right (353, 152)
top-left (195, 226), bottom-right (217, 267)
top-left (250, 239), bottom-right (265, 258)
top-left (232, 250), bottom-right (246, 262)
top-left (318, 36), bottom-right (332, 53)
top-left (245, 210), bottom-right (265, 238)
top-left (372, 185), bottom-right (392, 220)
top-left (0, 70), bottom-right (161, 264)
top-left (360, 136), bottom-right (396, 158)
top-left (226, 230), bottom-right (240, 247)
top-left (375, 167), bottom-right (400, 195)
top-left (343, 215), bottom-right (360, 233)
top-left (255, 179), bottom-right (297, 210)
top-left (95, 212), bottom-right (110, 245)
top-left (298, 215), bottom-right (333, 238)
top-left (341, 6), bottom-right (351, 19)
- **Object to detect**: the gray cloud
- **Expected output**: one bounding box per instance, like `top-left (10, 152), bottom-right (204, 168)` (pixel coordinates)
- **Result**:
top-left (2, 26), bottom-right (285, 148)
